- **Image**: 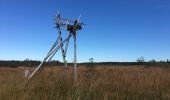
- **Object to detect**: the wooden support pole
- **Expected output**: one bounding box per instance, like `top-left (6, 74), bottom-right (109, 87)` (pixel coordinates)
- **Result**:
top-left (74, 32), bottom-right (77, 82)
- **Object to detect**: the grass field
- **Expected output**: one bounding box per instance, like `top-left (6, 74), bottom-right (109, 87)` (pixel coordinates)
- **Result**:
top-left (0, 65), bottom-right (170, 100)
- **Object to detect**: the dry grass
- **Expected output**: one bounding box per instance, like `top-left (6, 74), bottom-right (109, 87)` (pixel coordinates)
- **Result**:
top-left (0, 65), bottom-right (170, 100)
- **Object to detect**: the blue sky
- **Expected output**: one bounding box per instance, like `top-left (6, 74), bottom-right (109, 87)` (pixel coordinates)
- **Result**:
top-left (0, 0), bottom-right (170, 62)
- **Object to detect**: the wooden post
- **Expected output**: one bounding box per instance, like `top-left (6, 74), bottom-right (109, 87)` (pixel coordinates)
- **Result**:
top-left (74, 32), bottom-right (77, 82)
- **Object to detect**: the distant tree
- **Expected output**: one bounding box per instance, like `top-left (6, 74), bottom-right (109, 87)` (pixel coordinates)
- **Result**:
top-left (167, 59), bottom-right (170, 63)
top-left (84, 58), bottom-right (98, 79)
top-left (24, 58), bottom-right (30, 61)
top-left (89, 58), bottom-right (94, 63)
top-left (136, 57), bottom-right (145, 62)
top-left (86, 58), bottom-right (95, 69)
top-left (149, 59), bottom-right (156, 63)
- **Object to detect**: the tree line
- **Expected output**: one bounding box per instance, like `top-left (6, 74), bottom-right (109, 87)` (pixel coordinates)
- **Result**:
top-left (0, 58), bottom-right (169, 68)
top-left (0, 60), bottom-right (61, 67)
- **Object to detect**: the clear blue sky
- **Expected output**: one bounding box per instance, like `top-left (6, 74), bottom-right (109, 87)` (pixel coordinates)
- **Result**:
top-left (0, 0), bottom-right (170, 62)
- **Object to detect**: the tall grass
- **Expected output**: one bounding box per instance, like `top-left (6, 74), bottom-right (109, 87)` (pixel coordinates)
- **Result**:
top-left (0, 66), bottom-right (170, 100)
